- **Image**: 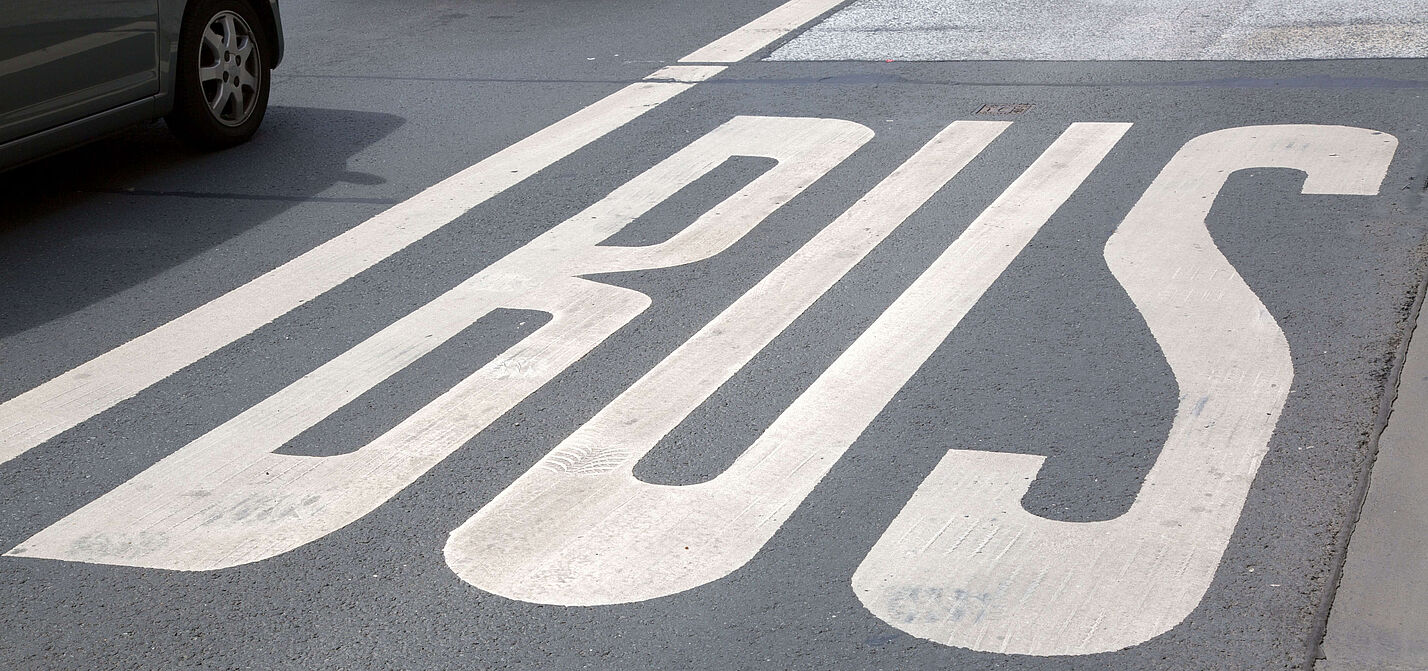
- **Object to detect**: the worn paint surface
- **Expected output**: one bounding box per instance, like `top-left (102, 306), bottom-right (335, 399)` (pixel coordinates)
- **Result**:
top-left (0, 0), bottom-right (1425, 669)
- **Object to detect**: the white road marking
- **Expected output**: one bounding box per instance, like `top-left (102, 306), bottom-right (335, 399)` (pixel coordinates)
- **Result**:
top-left (681, 0), bottom-right (850, 63)
top-left (852, 125), bottom-right (1398, 656)
top-left (0, 0), bottom-right (845, 466)
top-left (443, 122), bottom-right (1123, 606)
top-left (0, 68), bottom-right (712, 465)
top-left (5, 116), bottom-right (872, 570)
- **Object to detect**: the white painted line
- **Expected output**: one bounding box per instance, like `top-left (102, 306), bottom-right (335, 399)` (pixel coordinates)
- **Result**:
top-left (644, 64), bottom-right (727, 82)
top-left (0, 70), bottom-right (717, 466)
top-left (6, 116), bottom-right (872, 570)
top-left (441, 123), bottom-right (1120, 607)
top-left (0, 0), bottom-right (835, 465)
top-left (852, 125), bottom-right (1398, 656)
top-left (680, 0), bottom-right (848, 63)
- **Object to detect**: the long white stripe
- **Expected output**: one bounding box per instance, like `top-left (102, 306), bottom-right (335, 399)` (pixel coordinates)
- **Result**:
top-left (0, 68), bottom-right (716, 465)
top-left (6, 116), bottom-right (872, 570)
top-left (0, 0), bottom-right (839, 465)
top-left (441, 123), bottom-right (1120, 606)
top-left (680, 0), bottom-right (848, 63)
top-left (852, 125), bottom-right (1397, 655)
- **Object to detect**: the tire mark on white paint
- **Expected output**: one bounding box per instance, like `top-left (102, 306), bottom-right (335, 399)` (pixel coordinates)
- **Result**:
top-left (6, 116), bottom-right (872, 569)
top-left (851, 125), bottom-right (1397, 656)
top-left (441, 122), bottom-right (1122, 606)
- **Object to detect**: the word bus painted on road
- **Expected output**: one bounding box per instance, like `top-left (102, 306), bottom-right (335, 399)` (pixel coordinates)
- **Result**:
top-left (5, 118), bottom-right (1397, 656)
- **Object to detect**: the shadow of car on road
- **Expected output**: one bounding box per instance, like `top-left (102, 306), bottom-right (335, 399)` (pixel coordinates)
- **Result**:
top-left (0, 106), bottom-right (405, 339)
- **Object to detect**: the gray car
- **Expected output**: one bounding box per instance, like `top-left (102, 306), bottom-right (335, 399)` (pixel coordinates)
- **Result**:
top-left (0, 0), bottom-right (283, 171)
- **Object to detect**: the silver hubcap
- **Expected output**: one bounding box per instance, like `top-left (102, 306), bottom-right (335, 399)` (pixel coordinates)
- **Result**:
top-left (198, 10), bottom-right (261, 127)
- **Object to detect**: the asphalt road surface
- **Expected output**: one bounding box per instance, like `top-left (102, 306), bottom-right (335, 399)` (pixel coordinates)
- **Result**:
top-left (3, 1), bottom-right (1427, 669)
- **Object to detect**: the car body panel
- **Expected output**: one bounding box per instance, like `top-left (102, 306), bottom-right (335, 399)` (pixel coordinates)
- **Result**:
top-left (0, 0), bottom-right (281, 171)
top-left (0, 1), bottom-right (160, 145)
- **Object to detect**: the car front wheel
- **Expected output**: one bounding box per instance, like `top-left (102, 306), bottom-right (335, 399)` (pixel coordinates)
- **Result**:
top-left (166, 0), bottom-right (272, 149)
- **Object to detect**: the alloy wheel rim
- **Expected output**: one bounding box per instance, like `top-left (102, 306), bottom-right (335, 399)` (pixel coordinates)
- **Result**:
top-left (198, 10), bottom-right (261, 127)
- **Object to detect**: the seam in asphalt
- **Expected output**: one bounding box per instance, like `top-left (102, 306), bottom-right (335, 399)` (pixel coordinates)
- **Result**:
top-left (82, 188), bottom-right (401, 205)
top-left (1307, 251), bottom-right (1428, 670)
top-left (273, 71), bottom-right (1428, 90)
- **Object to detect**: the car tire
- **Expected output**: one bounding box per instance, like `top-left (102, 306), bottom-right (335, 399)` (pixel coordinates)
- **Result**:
top-left (166, 0), bottom-right (272, 149)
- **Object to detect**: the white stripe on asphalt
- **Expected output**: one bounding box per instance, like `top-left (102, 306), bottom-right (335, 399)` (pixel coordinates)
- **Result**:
top-left (852, 125), bottom-right (1398, 656)
top-left (442, 122), bottom-right (1123, 606)
top-left (0, 0), bottom-right (840, 466)
top-left (681, 0), bottom-right (850, 63)
top-left (0, 72), bottom-right (707, 463)
top-left (6, 116), bottom-right (872, 570)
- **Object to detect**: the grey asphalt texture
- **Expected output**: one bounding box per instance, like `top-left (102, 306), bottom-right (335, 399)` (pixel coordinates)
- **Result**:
top-left (2, 1), bottom-right (1428, 669)
top-left (768, 0), bottom-right (1428, 61)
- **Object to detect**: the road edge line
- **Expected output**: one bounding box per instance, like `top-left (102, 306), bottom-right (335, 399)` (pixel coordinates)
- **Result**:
top-left (1308, 258), bottom-right (1428, 669)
